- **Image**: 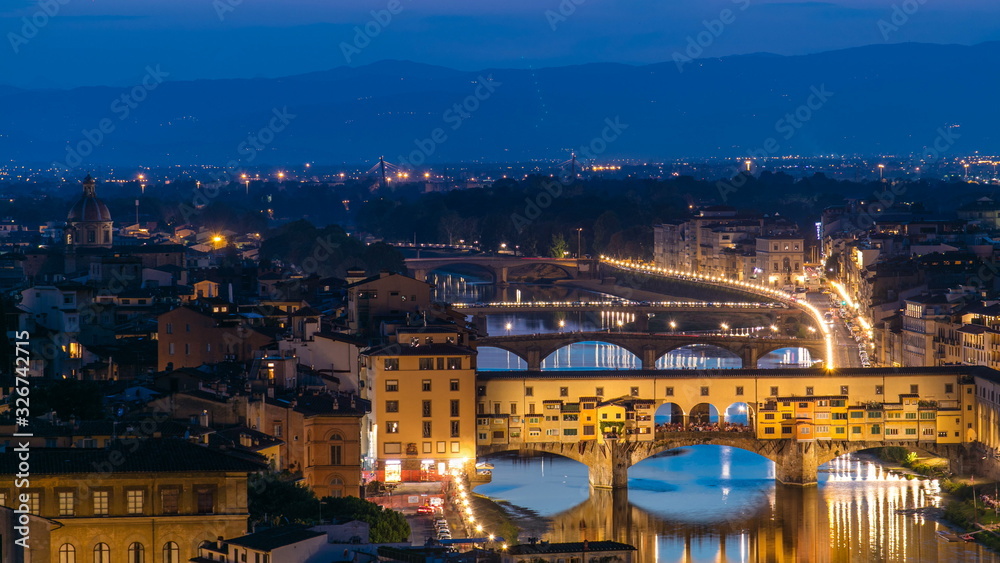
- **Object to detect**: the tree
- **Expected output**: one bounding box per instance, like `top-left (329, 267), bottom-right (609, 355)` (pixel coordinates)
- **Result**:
top-left (249, 471), bottom-right (322, 526)
top-left (320, 496), bottom-right (410, 543)
top-left (549, 232), bottom-right (569, 258)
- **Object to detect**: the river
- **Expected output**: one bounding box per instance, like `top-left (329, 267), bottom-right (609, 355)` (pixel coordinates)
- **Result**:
top-left (431, 271), bottom-right (999, 561)
top-left (475, 450), bottom-right (998, 562)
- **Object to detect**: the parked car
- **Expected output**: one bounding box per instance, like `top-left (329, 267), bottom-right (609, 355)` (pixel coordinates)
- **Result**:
top-left (417, 505), bottom-right (434, 515)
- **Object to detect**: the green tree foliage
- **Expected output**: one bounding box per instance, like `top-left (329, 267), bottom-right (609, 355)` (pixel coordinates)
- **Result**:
top-left (549, 233), bottom-right (569, 258)
top-left (249, 472), bottom-right (322, 526)
top-left (320, 495), bottom-right (411, 543)
top-left (259, 221), bottom-right (405, 278)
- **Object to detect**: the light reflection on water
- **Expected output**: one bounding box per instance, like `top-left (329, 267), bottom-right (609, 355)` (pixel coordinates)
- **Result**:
top-left (475, 448), bottom-right (1000, 563)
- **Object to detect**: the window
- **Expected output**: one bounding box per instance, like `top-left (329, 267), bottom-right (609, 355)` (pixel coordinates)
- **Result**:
top-left (764, 427), bottom-right (775, 434)
top-left (799, 402), bottom-right (809, 408)
top-left (93, 490), bottom-right (108, 515)
top-left (383, 358), bottom-right (399, 370)
top-left (59, 544), bottom-right (76, 563)
top-left (161, 488), bottom-right (179, 514)
top-left (525, 386), bottom-right (533, 397)
top-left (165, 323), bottom-right (173, 334)
top-left (735, 386), bottom-right (744, 396)
top-left (385, 400), bottom-right (399, 413)
top-left (910, 384), bottom-right (919, 394)
top-left (386, 421), bottom-right (399, 433)
top-left (451, 421), bottom-right (460, 437)
top-left (782, 427), bottom-right (792, 434)
top-left (800, 427), bottom-right (810, 434)
top-left (385, 380), bottom-right (398, 392)
top-left (885, 428), bottom-right (899, 436)
top-left (437, 357), bottom-right (445, 370)
top-left (385, 443), bottom-right (402, 454)
top-left (196, 488), bottom-right (214, 514)
top-left (330, 444), bottom-right (342, 465)
top-left (850, 411), bottom-right (864, 418)
top-left (422, 400), bottom-right (432, 417)
top-left (871, 425), bottom-right (881, 434)
top-left (905, 412), bottom-right (917, 419)
top-left (596, 387), bottom-right (604, 396)
top-left (59, 491), bottom-right (75, 516)
top-left (852, 426), bottom-right (861, 434)
top-left (423, 442), bottom-right (433, 453)
top-left (945, 383), bottom-right (954, 394)
top-left (419, 358), bottom-right (433, 370)
top-left (477, 385), bottom-right (486, 397)
top-left (447, 357), bottom-right (462, 369)
top-left (128, 543), bottom-right (145, 563)
top-left (423, 421), bottom-right (432, 438)
top-left (770, 386), bottom-right (779, 397)
top-left (422, 380), bottom-right (432, 392)
top-left (451, 400), bottom-right (460, 417)
top-left (764, 413), bottom-right (775, 420)
top-left (560, 387), bottom-right (568, 397)
top-left (168, 343), bottom-right (175, 355)
top-left (94, 543), bottom-right (111, 563)
top-left (273, 423), bottom-right (283, 438)
top-left (905, 428), bottom-right (917, 435)
top-left (127, 489), bottom-right (144, 514)
top-left (184, 343), bottom-right (190, 355)
top-left (868, 411), bottom-right (882, 418)
top-left (665, 387), bottom-right (674, 396)
top-left (700, 386), bottom-right (709, 396)
top-left (875, 385), bottom-right (884, 395)
top-left (510, 402), bottom-right (517, 415)
top-left (840, 385), bottom-right (849, 395)
top-left (450, 379), bottom-right (460, 391)
top-left (805, 387), bottom-right (814, 396)
top-left (630, 386), bottom-right (639, 397)
top-left (161, 542), bottom-right (179, 563)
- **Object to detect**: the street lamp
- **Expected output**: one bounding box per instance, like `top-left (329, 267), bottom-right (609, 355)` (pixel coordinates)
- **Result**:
top-left (505, 322), bottom-right (512, 334)
top-left (669, 321), bottom-right (677, 333)
top-left (720, 322), bottom-right (729, 334)
top-left (558, 319), bottom-right (566, 332)
top-left (878, 164), bottom-right (885, 181)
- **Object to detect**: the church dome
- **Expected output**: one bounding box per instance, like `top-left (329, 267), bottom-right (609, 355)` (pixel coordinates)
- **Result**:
top-left (67, 175), bottom-right (112, 222)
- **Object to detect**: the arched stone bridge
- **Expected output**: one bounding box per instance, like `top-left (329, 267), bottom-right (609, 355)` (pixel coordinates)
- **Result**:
top-left (405, 257), bottom-right (597, 285)
top-left (476, 332), bottom-right (826, 369)
top-left (478, 434), bottom-right (968, 488)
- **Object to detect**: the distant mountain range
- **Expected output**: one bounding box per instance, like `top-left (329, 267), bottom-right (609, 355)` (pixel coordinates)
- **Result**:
top-left (2, 42), bottom-right (997, 167)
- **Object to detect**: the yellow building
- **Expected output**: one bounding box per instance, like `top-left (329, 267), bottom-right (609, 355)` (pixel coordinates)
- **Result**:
top-left (475, 367), bottom-right (980, 448)
top-left (0, 439), bottom-right (261, 563)
top-left (360, 327), bottom-right (477, 482)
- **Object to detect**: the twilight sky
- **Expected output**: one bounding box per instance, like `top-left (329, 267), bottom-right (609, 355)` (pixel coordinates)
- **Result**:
top-left (2, 0), bottom-right (998, 89)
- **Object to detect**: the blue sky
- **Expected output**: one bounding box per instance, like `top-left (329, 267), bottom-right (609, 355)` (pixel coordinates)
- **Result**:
top-left (2, 0), bottom-right (998, 88)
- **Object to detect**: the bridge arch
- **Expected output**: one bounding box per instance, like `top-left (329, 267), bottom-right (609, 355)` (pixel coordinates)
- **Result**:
top-left (689, 403), bottom-right (721, 425)
top-left (654, 402), bottom-right (685, 426)
top-left (506, 262), bottom-right (574, 282)
top-left (723, 402), bottom-right (752, 425)
top-left (423, 263), bottom-right (497, 284)
top-left (757, 344), bottom-right (825, 368)
top-left (542, 341), bottom-right (641, 370)
top-left (656, 343), bottom-right (743, 369)
top-left (476, 346), bottom-right (528, 370)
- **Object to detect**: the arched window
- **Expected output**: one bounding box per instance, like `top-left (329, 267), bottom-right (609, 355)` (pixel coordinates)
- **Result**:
top-left (163, 542), bottom-right (180, 563)
top-left (128, 542), bottom-right (144, 563)
top-left (93, 543), bottom-right (110, 563)
top-left (87, 229), bottom-right (96, 243)
top-left (59, 544), bottom-right (76, 563)
top-left (103, 229), bottom-right (110, 243)
top-left (330, 475), bottom-right (345, 498)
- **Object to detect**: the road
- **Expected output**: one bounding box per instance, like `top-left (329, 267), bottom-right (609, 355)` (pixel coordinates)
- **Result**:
top-left (804, 290), bottom-right (862, 368)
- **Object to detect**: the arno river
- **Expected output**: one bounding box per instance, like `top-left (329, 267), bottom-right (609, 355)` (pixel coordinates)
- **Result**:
top-left (434, 273), bottom-right (1000, 562)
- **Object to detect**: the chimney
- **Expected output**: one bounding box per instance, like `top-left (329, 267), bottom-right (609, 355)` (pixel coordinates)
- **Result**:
top-left (199, 409), bottom-right (210, 427)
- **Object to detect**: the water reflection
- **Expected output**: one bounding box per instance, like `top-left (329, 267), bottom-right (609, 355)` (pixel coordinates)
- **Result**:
top-left (476, 449), bottom-right (999, 563)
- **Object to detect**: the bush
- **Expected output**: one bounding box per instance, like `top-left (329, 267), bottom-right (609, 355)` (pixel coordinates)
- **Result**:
top-left (876, 446), bottom-right (910, 464)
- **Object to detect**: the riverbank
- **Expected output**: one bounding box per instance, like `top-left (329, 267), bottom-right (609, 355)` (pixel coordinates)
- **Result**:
top-left (868, 446), bottom-right (1000, 551)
